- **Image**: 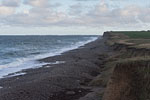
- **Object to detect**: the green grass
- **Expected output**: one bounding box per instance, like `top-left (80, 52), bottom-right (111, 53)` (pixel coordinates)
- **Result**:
top-left (111, 31), bottom-right (150, 39)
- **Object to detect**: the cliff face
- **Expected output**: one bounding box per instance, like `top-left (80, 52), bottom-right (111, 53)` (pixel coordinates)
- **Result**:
top-left (112, 43), bottom-right (150, 57)
top-left (101, 32), bottom-right (150, 100)
top-left (103, 60), bottom-right (150, 100)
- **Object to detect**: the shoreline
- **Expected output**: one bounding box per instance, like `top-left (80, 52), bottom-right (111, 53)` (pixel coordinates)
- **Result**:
top-left (0, 36), bottom-right (108, 100)
top-left (0, 36), bottom-right (98, 79)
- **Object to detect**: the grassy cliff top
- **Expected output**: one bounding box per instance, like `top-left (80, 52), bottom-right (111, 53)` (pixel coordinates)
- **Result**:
top-left (105, 31), bottom-right (150, 49)
top-left (111, 31), bottom-right (150, 39)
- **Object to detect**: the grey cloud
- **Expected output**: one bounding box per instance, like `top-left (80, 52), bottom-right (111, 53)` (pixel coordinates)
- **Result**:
top-left (50, 3), bottom-right (62, 7)
top-left (24, 0), bottom-right (61, 8)
top-left (1, 0), bottom-right (21, 7)
top-left (23, 0), bottom-right (49, 7)
top-left (69, 3), bottom-right (83, 15)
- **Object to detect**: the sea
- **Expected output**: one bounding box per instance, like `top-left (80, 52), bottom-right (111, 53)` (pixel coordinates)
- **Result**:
top-left (0, 35), bottom-right (98, 78)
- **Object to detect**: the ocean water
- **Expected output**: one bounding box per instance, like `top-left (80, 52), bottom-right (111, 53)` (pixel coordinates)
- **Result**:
top-left (0, 35), bottom-right (98, 78)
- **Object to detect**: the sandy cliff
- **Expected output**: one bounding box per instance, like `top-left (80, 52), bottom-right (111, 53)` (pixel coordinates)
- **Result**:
top-left (102, 32), bottom-right (150, 100)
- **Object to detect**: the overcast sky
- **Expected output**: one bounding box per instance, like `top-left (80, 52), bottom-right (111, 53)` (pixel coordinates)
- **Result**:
top-left (0, 0), bottom-right (150, 35)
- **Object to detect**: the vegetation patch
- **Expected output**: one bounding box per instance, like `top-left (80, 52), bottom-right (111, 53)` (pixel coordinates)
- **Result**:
top-left (111, 31), bottom-right (150, 39)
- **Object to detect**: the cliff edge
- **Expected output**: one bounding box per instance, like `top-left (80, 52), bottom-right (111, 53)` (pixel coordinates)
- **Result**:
top-left (100, 32), bottom-right (150, 100)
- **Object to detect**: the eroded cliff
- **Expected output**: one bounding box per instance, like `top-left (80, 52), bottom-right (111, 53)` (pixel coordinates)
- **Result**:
top-left (101, 32), bottom-right (150, 100)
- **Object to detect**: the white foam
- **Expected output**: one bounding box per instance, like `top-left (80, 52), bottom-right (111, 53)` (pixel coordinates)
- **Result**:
top-left (49, 61), bottom-right (65, 65)
top-left (44, 61), bottom-right (65, 68)
top-left (4, 72), bottom-right (26, 78)
top-left (0, 58), bottom-right (28, 69)
top-left (0, 61), bottom-right (49, 78)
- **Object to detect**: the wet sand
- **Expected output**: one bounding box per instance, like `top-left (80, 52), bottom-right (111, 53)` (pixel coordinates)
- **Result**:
top-left (0, 36), bottom-right (109, 100)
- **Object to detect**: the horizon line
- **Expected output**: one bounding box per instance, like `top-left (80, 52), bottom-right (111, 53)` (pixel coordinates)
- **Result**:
top-left (0, 34), bottom-right (100, 36)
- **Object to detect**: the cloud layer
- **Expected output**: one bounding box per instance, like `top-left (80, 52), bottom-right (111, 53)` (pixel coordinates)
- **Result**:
top-left (0, 0), bottom-right (149, 29)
